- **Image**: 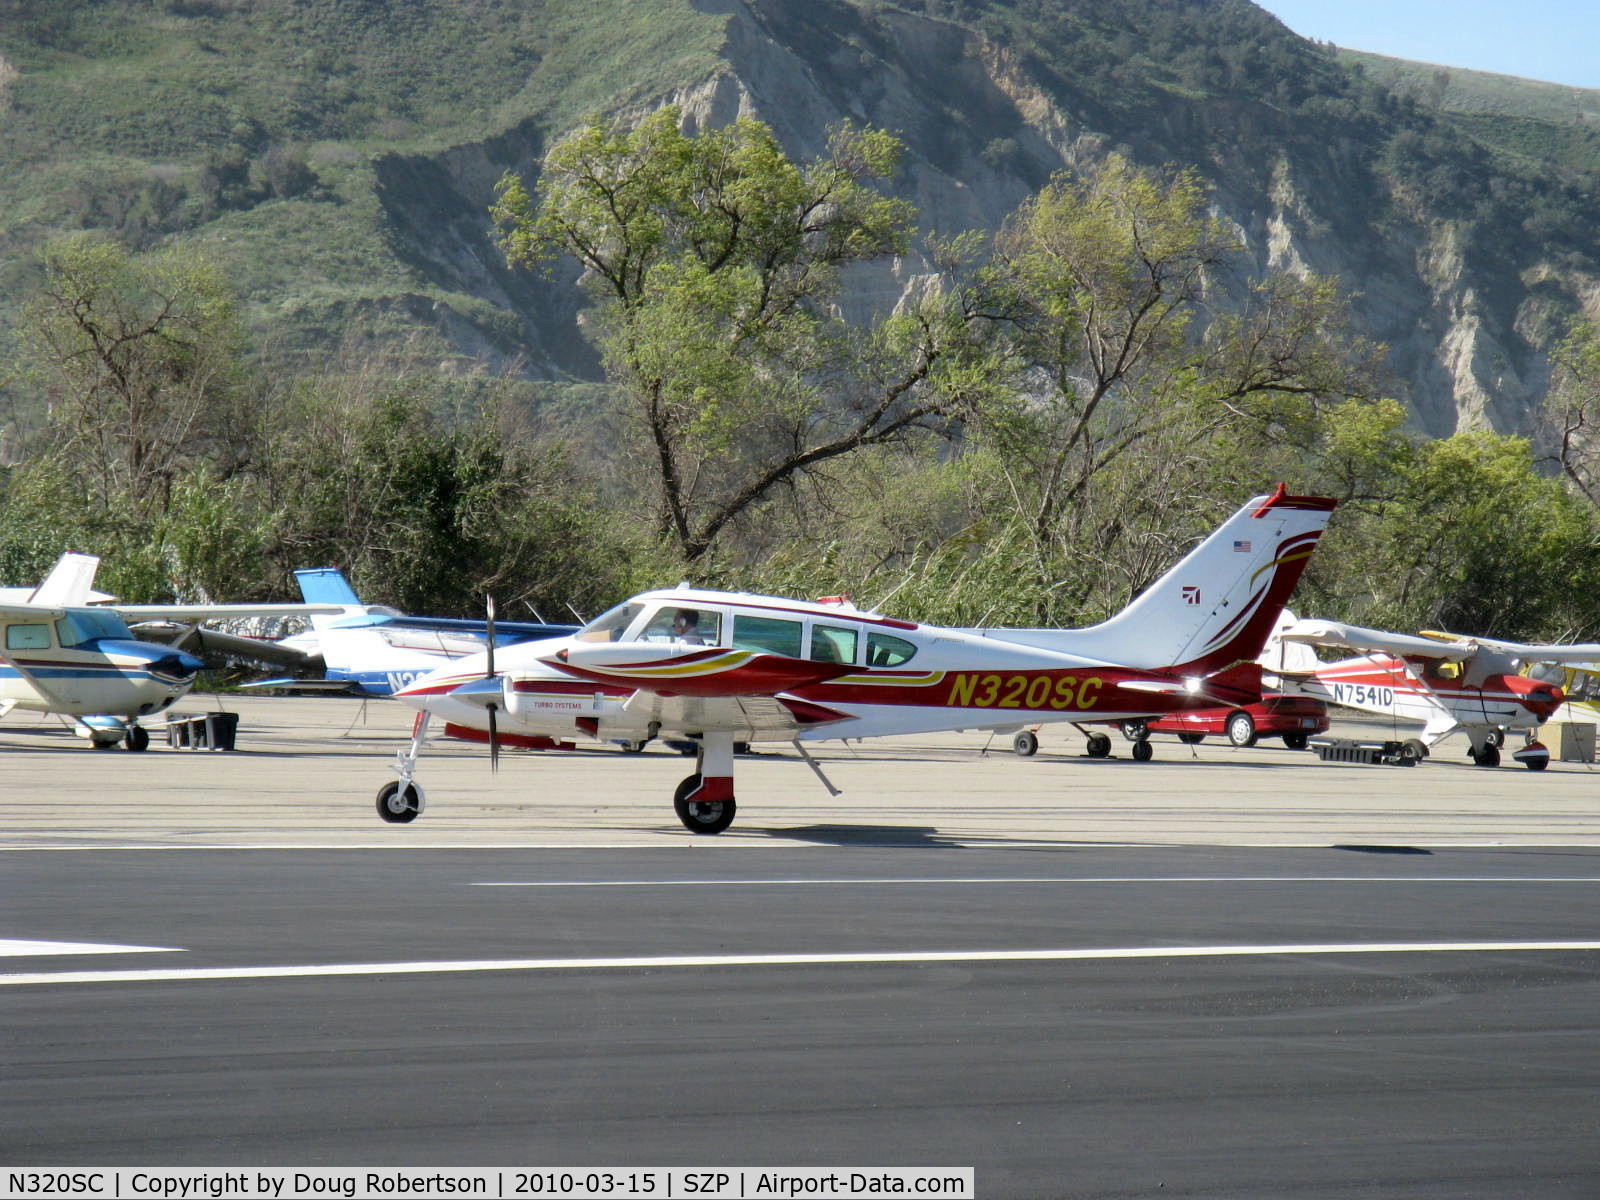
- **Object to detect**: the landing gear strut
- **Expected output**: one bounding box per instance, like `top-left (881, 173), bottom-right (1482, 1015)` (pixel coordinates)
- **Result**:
top-left (673, 731), bottom-right (737, 834)
top-left (376, 712), bottom-right (430, 823)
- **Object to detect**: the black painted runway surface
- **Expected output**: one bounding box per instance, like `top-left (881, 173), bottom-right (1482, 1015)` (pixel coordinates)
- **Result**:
top-left (6, 845), bottom-right (1600, 1198)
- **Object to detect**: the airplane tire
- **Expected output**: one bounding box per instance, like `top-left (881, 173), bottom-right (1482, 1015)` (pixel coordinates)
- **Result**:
top-left (1471, 745), bottom-right (1501, 768)
top-left (124, 726), bottom-right (150, 752)
top-left (1485, 729), bottom-right (1505, 749)
top-left (1012, 730), bottom-right (1039, 757)
top-left (673, 775), bottom-right (736, 835)
top-left (1177, 732), bottom-right (1205, 745)
top-left (1226, 712), bottom-right (1257, 748)
top-left (1403, 738), bottom-right (1430, 760)
top-left (1524, 756), bottom-right (1548, 772)
top-left (375, 780), bottom-right (423, 823)
top-left (1282, 733), bottom-right (1309, 751)
top-left (1085, 734), bottom-right (1113, 759)
top-left (1131, 739), bottom-right (1154, 762)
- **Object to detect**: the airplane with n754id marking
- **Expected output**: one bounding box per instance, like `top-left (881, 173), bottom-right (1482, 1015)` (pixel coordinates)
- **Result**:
top-left (382, 487), bottom-right (1336, 833)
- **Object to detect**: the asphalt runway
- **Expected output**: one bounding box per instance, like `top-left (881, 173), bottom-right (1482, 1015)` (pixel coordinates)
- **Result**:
top-left (5, 696), bottom-right (1600, 1196)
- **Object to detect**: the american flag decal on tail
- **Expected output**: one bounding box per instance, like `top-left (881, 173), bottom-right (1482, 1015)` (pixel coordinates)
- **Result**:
top-left (1233, 539), bottom-right (1252, 552)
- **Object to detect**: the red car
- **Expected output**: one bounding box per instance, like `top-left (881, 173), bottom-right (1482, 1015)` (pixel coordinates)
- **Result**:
top-left (1128, 694), bottom-right (1329, 749)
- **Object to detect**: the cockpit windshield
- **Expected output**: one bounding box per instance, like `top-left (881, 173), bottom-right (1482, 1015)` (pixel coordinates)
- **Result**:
top-left (55, 607), bottom-right (132, 648)
top-left (575, 602), bottom-right (644, 643)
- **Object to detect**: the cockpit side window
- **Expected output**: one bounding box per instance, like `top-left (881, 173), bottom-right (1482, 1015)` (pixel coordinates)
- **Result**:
top-left (866, 631), bottom-right (917, 667)
top-left (808, 623), bottom-right (859, 664)
top-left (732, 614), bottom-right (803, 658)
top-left (641, 606), bottom-right (723, 646)
top-left (575, 602), bottom-right (644, 643)
top-left (5, 623), bottom-right (52, 651)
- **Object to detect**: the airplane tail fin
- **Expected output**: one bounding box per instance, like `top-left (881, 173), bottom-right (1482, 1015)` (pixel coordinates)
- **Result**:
top-left (1257, 608), bottom-right (1322, 676)
top-left (294, 568), bottom-right (362, 608)
top-left (30, 553), bottom-right (102, 607)
top-left (989, 487), bottom-right (1333, 673)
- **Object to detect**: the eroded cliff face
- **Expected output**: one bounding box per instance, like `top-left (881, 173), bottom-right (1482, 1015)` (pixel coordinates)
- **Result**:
top-left (378, 0), bottom-right (1591, 436)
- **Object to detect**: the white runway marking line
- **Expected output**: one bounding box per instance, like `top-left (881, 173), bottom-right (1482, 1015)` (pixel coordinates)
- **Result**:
top-left (5, 941), bottom-right (1600, 987)
top-left (472, 876), bottom-right (1600, 887)
top-left (0, 938), bottom-right (183, 957)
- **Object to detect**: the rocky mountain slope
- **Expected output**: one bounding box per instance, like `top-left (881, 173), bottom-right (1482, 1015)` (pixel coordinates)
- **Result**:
top-left (3, 0), bottom-right (1598, 438)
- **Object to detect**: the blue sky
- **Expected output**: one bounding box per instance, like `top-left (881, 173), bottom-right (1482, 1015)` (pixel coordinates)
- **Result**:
top-left (1251, 0), bottom-right (1600, 90)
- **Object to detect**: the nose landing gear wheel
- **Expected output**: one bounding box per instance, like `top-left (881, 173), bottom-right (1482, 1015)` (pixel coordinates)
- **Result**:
top-left (124, 726), bottom-right (150, 752)
top-left (1130, 739), bottom-right (1154, 762)
top-left (376, 780), bottom-right (424, 823)
top-left (1012, 730), bottom-right (1039, 757)
top-left (673, 774), bottom-right (737, 835)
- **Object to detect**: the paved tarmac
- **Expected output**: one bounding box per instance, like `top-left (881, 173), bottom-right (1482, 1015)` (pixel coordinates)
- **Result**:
top-left (5, 695), bottom-right (1600, 1197)
top-left (0, 694), bottom-right (1596, 848)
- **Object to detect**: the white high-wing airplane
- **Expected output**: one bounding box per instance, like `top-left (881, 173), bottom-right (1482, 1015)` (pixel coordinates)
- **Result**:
top-left (1262, 616), bottom-right (1596, 768)
top-left (377, 487), bottom-right (1336, 833)
top-left (1, 553), bottom-right (338, 749)
top-left (227, 568), bottom-right (579, 698)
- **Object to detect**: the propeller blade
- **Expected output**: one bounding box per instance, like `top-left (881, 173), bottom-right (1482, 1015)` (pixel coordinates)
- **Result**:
top-left (485, 594), bottom-right (497, 680)
top-left (486, 594), bottom-right (499, 772)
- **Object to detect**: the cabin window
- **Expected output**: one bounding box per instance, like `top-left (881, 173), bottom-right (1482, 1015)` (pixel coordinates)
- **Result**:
top-left (575, 602), bottom-right (643, 643)
top-left (732, 614), bottom-right (803, 658)
top-left (808, 623), bottom-right (858, 664)
top-left (866, 631), bottom-right (917, 667)
top-left (5, 623), bottom-right (52, 651)
top-left (641, 606), bottom-right (722, 646)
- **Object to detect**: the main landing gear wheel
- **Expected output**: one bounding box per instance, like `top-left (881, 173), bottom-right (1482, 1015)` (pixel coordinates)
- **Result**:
top-left (673, 774), bottom-right (736, 835)
top-left (1012, 730), bottom-right (1039, 757)
top-left (1470, 745), bottom-right (1501, 768)
top-left (1401, 738), bottom-right (1429, 763)
top-left (375, 780), bottom-right (424, 823)
top-left (123, 726), bottom-right (150, 752)
top-left (1282, 732), bottom-right (1309, 751)
top-left (1084, 733), bottom-right (1113, 759)
top-left (1130, 739), bottom-right (1154, 762)
top-left (1226, 711), bottom-right (1258, 748)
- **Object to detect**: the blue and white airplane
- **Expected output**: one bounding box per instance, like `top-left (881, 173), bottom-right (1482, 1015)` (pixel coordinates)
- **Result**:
top-left (1, 553), bottom-right (338, 750)
top-left (239, 568), bottom-right (579, 698)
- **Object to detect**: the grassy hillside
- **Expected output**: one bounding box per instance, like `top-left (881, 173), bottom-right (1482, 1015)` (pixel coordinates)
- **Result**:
top-left (0, 0), bottom-right (725, 418)
top-left (1342, 48), bottom-right (1600, 173)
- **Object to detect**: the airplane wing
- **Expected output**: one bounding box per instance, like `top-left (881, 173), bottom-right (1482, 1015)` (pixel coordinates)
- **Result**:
top-left (110, 602), bottom-right (344, 622)
top-left (1420, 631), bottom-right (1600, 665)
top-left (128, 621), bottom-right (320, 670)
top-left (619, 690), bottom-right (853, 737)
top-left (1276, 619), bottom-right (1477, 662)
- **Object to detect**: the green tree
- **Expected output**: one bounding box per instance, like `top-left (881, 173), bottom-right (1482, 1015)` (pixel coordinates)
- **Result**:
top-left (970, 155), bottom-right (1383, 621)
top-left (23, 234), bottom-right (247, 522)
top-left (493, 107), bottom-right (996, 564)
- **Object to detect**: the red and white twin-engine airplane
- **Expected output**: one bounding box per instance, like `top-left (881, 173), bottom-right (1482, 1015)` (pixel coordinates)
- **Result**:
top-left (1262, 617), bottom-right (1599, 769)
top-left (380, 487), bottom-right (1336, 833)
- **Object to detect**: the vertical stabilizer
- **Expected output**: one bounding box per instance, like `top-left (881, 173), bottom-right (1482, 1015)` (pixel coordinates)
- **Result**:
top-left (966, 487), bottom-right (1336, 672)
top-left (29, 553), bottom-right (102, 607)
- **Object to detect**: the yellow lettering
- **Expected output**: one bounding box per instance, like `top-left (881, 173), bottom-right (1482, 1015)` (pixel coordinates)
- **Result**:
top-left (1025, 676), bottom-right (1052, 709)
top-left (998, 675), bottom-right (1028, 707)
top-left (977, 674), bottom-right (1001, 706)
top-left (1078, 676), bottom-right (1103, 709)
top-left (1052, 676), bottom-right (1078, 709)
top-left (947, 673), bottom-right (978, 706)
